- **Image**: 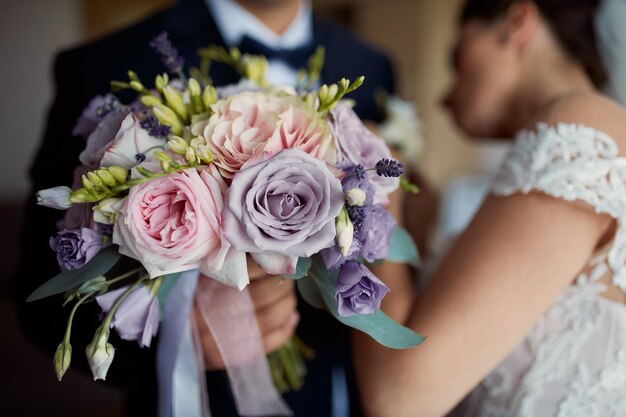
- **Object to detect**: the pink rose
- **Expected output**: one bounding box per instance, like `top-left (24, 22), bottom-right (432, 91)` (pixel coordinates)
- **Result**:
top-left (265, 96), bottom-right (336, 165)
top-left (191, 92), bottom-right (336, 179)
top-left (112, 165), bottom-right (248, 289)
top-left (191, 92), bottom-right (279, 178)
top-left (329, 103), bottom-right (399, 204)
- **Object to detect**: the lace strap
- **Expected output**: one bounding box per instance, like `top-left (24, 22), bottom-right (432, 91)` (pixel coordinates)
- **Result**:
top-left (490, 123), bottom-right (626, 291)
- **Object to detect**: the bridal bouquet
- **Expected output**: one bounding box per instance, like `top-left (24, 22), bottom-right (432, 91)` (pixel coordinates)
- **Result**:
top-left (29, 32), bottom-right (423, 415)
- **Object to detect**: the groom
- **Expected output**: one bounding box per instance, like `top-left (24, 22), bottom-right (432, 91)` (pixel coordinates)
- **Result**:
top-left (14, 0), bottom-right (395, 415)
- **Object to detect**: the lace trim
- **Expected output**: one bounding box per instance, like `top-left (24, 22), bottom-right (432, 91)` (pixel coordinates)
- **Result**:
top-left (490, 122), bottom-right (626, 292)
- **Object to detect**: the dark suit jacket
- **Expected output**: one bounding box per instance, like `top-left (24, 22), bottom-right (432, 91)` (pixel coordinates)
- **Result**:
top-left (13, 0), bottom-right (395, 415)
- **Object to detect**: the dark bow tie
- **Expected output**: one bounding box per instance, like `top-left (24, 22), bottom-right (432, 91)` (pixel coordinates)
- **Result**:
top-left (237, 35), bottom-right (316, 70)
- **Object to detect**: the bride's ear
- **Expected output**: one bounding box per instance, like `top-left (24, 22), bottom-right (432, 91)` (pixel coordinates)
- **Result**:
top-left (499, 1), bottom-right (540, 48)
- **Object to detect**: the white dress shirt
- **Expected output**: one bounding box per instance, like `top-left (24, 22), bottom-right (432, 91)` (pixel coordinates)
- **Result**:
top-left (204, 0), bottom-right (313, 87)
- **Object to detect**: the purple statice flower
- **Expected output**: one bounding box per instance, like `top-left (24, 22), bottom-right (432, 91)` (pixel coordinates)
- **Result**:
top-left (335, 261), bottom-right (389, 317)
top-left (50, 228), bottom-right (102, 270)
top-left (150, 31), bottom-right (184, 75)
top-left (375, 158), bottom-right (404, 178)
top-left (140, 113), bottom-right (171, 138)
top-left (72, 94), bottom-right (121, 139)
top-left (96, 284), bottom-right (159, 348)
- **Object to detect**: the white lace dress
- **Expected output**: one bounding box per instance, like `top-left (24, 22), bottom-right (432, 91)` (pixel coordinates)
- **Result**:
top-left (449, 123), bottom-right (626, 417)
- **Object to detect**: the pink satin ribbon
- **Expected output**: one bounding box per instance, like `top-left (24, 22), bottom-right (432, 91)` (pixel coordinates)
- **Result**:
top-left (195, 275), bottom-right (292, 416)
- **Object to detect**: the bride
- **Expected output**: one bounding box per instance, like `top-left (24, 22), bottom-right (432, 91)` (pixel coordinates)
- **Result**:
top-left (353, 0), bottom-right (626, 416)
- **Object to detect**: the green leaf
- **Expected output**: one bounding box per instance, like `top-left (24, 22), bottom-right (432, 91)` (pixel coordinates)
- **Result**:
top-left (296, 276), bottom-right (325, 309)
top-left (27, 248), bottom-right (122, 302)
top-left (310, 259), bottom-right (424, 349)
top-left (387, 226), bottom-right (421, 268)
top-left (283, 257), bottom-right (312, 280)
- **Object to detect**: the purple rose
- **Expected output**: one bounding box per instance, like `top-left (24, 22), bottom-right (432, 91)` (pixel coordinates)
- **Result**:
top-left (96, 284), bottom-right (159, 348)
top-left (329, 103), bottom-right (399, 204)
top-left (222, 148), bottom-right (344, 274)
top-left (50, 228), bottom-right (102, 270)
top-left (336, 261), bottom-right (389, 317)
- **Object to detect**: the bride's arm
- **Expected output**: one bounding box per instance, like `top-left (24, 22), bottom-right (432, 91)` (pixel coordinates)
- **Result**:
top-left (354, 191), bottom-right (613, 417)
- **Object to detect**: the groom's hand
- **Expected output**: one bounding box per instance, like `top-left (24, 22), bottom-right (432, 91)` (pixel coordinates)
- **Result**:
top-left (195, 262), bottom-right (298, 371)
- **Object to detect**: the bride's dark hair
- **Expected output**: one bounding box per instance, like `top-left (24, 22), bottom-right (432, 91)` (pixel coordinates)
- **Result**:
top-left (460, 0), bottom-right (606, 87)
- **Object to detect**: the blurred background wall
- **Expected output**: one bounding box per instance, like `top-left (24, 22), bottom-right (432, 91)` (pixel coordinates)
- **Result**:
top-left (0, 0), bottom-right (505, 415)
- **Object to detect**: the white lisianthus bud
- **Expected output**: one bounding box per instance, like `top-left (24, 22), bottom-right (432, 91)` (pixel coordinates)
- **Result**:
top-left (345, 188), bottom-right (367, 207)
top-left (37, 186), bottom-right (73, 210)
top-left (93, 197), bottom-right (121, 225)
top-left (54, 342), bottom-right (72, 381)
top-left (85, 328), bottom-right (115, 381)
top-left (336, 206), bottom-right (354, 257)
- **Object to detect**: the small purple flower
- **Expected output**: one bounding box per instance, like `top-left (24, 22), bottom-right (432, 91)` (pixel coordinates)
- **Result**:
top-left (375, 159), bottom-right (404, 178)
top-left (150, 31), bottom-right (184, 75)
top-left (356, 204), bottom-right (396, 263)
top-left (96, 284), bottom-right (159, 348)
top-left (336, 262), bottom-right (389, 317)
top-left (140, 113), bottom-right (171, 138)
top-left (50, 228), bottom-right (102, 270)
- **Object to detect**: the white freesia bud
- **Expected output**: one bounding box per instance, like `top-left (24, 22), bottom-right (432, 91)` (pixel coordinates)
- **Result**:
top-left (53, 342), bottom-right (72, 381)
top-left (336, 206), bottom-right (354, 257)
top-left (167, 136), bottom-right (189, 155)
top-left (37, 186), bottom-right (73, 210)
top-left (163, 85), bottom-right (188, 121)
top-left (85, 328), bottom-right (115, 381)
top-left (93, 197), bottom-right (121, 225)
top-left (345, 188), bottom-right (367, 207)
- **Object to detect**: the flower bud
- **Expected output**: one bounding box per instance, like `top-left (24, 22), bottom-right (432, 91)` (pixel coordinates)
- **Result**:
top-left (345, 188), bottom-right (366, 207)
top-left (167, 136), bottom-right (189, 155)
top-left (155, 73), bottom-right (169, 92)
top-left (93, 197), bottom-right (121, 224)
top-left (87, 171), bottom-right (105, 189)
top-left (69, 188), bottom-right (94, 203)
top-left (203, 86), bottom-right (218, 108)
top-left (107, 166), bottom-right (129, 184)
top-left (163, 85), bottom-right (188, 121)
top-left (76, 275), bottom-right (108, 296)
top-left (37, 186), bottom-right (73, 210)
top-left (327, 84), bottom-right (339, 100)
top-left (152, 103), bottom-right (183, 135)
top-left (336, 206), bottom-right (354, 257)
top-left (96, 169), bottom-right (117, 187)
top-left (141, 95), bottom-right (162, 107)
top-left (129, 81), bottom-right (145, 93)
top-left (54, 342), bottom-right (72, 381)
top-left (188, 78), bottom-right (201, 97)
top-left (185, 147), bottom-right (197, 164)
top-left (85, 328), bottom-right (115, 381)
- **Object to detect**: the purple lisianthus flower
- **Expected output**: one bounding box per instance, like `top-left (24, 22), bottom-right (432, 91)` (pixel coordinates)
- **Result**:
top-left (356, 204), bottom-right (396, 263)
top-left (50, 228), bottom-right (102, 270)
top-left (329, 103), bottom-right (399, 204)
top-left (72, 94), bottom-right (121, 139)
top-left (336, 261), bottom-right (389, 317)
top-left (222, 148), bottom-right (344, 274)
top-left (96, 284), bottom-right (159, 348)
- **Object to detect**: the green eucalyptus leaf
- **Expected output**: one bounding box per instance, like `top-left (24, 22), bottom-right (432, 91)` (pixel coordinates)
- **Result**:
top-left (296, 276), bottom-right (325, 309)
top-left (387, 226), bottom-right (421, 268)
top-left (27, 248), bottom-right (122, 302)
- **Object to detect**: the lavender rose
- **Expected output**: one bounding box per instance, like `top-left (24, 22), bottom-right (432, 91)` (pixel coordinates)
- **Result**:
top-left (336, 261), bottom-right (389, 317)
top-left (50, 228), bottom-right (102, 270)
top-left (72, 94), bottom-right (121, 139)
top-left (96, 284), bottom-right (159, 348)
top-left (222, 148), bottom-right (344, 274)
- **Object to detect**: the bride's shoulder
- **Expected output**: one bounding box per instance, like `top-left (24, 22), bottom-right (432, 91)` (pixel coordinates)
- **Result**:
top-left (533, 93), bottom-right (626, 154)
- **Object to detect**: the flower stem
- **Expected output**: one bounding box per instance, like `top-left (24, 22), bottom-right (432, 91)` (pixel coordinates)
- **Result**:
top-left (62, 293), bottom-right (91, 345)
top-left (101, 275), bottom-right (148, 329)
top-left (267, 335), bottom-right (315, 393)
top-left (104, 267), bottom-right (144, 286)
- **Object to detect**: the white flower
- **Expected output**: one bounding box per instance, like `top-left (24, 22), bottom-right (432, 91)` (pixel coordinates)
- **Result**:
top-left (85, 328), bottom-right (115, 381)
top-left (93, 197), bottom-right (122, 225)
top-left (36, 186), bottom-right (73, 210)
top-left (378, 96), bottom-right (424, 170)
top-left (336, 207), bottom-right (354, 257)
